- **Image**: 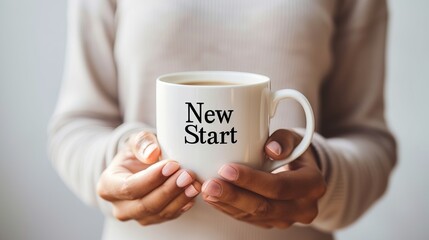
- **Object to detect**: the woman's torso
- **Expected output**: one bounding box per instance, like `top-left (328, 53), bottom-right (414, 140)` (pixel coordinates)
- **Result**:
top-left (109, 0), bottom-right (335, 239)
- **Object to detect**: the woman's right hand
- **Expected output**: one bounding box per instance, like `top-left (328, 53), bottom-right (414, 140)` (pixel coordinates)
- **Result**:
top-left (97, 131), bottom-right (200, 226)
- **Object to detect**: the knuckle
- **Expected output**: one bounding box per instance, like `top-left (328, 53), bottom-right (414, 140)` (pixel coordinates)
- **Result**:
top-left (274, 221), bottom-right (292, 229)
top-left (119, 180), bottom-right (136, 200)
top-left (233, 212), bottom-right (251, 220)
top-left (140, 131), bottom-right (156, 139)
top-left (268, 185), bottom-right (286, 200)
top-left (133, 131), bottom-right (150, 142)
top-left (302, 204), bottom-right (319, 224)
top-left (318, 180), bottom-right (327, 197)
top-left (222, 189), bottom-right (238, 203)
top-left (278, 129), bottom-right (300, 140)
top-left (158, 210), bottom-right (178, 220)
top-left (137, 219), bottom-right (152, 226)
top-left (131, 132), bottom-right (158, 159)
top-left (112, 208), bottom-right (129, 222)
top-left (306, 170), bottom-right (327, 199)
top-left (96, 179), bottom-right (109, 200)
top-left (253, 200), bottom-right (270, 216)
top-left (135, 202), bottom-right (148, 215)
top-left (158, 185), bottom-right (174, 199)
top-left (137, 132), bottom-right (157, 146)
top-left (274, 129), bottom-right (288, 137)
top-left (233, 174), bottom-right (247, 187)
top-left (137, 201), bottom-right (162, 216)
top-left (301, 216), bottom-right (313, 224)
top-left (311, 177), bottom-right (327, 199)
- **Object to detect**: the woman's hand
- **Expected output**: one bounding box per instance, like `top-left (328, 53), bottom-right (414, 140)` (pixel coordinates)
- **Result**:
top-left (201, 129), bottom-right (326, 229)
top-left (97, 132), bottom-right (200, 226)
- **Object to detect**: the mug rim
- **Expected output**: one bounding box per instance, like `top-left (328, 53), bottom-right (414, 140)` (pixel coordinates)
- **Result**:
top-left (157, 71), bottom-right (270, 88)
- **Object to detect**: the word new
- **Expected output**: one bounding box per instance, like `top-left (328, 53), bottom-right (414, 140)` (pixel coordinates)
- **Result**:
top-left (184, 102), bottom-right (237, 144)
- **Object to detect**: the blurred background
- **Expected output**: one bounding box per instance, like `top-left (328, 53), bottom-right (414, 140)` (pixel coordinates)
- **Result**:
top-left (0, 0), bottom-right (428, 239)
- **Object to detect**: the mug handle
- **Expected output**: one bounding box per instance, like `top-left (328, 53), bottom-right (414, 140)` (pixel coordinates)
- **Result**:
top-left (266, 89), bottom-right (315, 171)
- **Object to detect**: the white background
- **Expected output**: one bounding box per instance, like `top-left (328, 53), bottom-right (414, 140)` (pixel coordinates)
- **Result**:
top-left (0, 0), bottom-right (428, 239)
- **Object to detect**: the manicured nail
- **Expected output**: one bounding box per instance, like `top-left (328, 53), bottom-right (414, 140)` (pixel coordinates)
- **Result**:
top-left (202, 180), bottom-right (222, 197)
top-left (218, 165), bottom-right (238, 181)
top-left (181, 202), bottom-right (194, 212)
top-left (266, 141), bottom-right (282, 155)
top-left (185, 185), bottom-right (199, 198)
top-left (162, 162), bottom-right (180, 177)
top-left (142, 143), bottom-right (157, 160)
top-left (176, 171), bottom-right (193, 188)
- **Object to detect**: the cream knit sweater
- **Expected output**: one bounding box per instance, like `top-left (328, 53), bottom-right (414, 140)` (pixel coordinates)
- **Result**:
top-left (48, 0), bottom-right (396, 239)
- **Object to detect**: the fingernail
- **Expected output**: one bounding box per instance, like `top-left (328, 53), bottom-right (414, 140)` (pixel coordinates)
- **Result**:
top-left (266, 141), bottom-right (282, 155)
top-left (162, 162), bottom-right (180, 177)
top-left (181, 202), bottom-right (194, 212)
top-left (218, 165), bottom-right (238, 181)
top-left (176, 171), bottom-right (193, 188)
top-left (202, 180), bottom-right (222, 197)
top-left (185, 185), bottom-right (199, 198)
top-left (142, 143), bottom-right (157, 160)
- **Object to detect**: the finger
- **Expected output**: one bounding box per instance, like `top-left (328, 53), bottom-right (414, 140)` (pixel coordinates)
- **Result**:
top-left (136, 193), bottom-right (197, 227)
top-left (205, 199), bottom-right (252, 219)
top-left (206, 191), bottom-right (314, 224)
top-left (159, 181), bottom-right (201, 218)
top-left (109, 149), bottom-right (150, 173)
top-left (202, 179), bottom-right (318, 224)
top-left (202, 179), bottom-right (302, 221)
top-left (205, 203), bottom-right (274, 229)
top-left (137, 215), bottom-right (174, 226)
top-left (114, 169), bottom-right (197, 220)
top-left (246, 198), bottom-right (318, 224)
top-left (265, 129), bottom-right (302, 160)
top-left (206, 199), bottom-right (274, 229)
top-left (129, 131), bottom-right (161, 164)
top-left (141, 169), bottom-right (197, 211)
top-left (217, 163), bottom-right (325, 200)
top-left (98, 160), bottom-right (180, 201)
top-left (202, 179), bottom-right (271, 217)
top-left (205, 198), bottom-right (274, 229)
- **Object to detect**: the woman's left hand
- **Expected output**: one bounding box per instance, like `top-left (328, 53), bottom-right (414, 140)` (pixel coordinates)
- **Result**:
top-left (201, 129), bottom-right (327, 229)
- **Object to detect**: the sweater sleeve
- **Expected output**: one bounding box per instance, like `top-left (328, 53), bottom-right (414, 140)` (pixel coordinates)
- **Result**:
top-left (308, 0), bottom-right (397, 231)
top-left (48, 0), bottom-right (153, 215)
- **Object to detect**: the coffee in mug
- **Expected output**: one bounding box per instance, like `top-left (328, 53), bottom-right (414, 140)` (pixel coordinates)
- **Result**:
top-left (156, 71), bottom-right (314, 180)
top-left (180, 81), bottom-right (238, 86)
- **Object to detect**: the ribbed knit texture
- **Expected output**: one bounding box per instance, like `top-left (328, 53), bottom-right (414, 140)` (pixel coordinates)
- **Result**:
top-left (48, 0), bottom-right (396, 239)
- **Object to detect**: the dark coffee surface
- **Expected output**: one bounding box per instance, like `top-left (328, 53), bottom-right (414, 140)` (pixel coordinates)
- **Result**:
top-left (180, 80), bottom-right (238, 86)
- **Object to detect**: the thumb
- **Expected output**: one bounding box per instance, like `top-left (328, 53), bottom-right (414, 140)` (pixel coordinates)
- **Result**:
top-left (264, 129), bottom-right (301, 160)
top-left (128, 131), bottom-right (161, 164)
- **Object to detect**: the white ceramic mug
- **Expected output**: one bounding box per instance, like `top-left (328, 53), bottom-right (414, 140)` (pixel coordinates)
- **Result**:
top-left (156, 71), bottom-right (314, 180)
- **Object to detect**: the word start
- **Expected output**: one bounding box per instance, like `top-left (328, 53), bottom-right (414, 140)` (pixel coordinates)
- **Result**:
top-left (185, 102), bottom-right (237, 144)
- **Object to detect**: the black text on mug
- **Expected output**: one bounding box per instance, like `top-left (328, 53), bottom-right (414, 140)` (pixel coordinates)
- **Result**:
top-left (184, 102), bottom-right (237, 144)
